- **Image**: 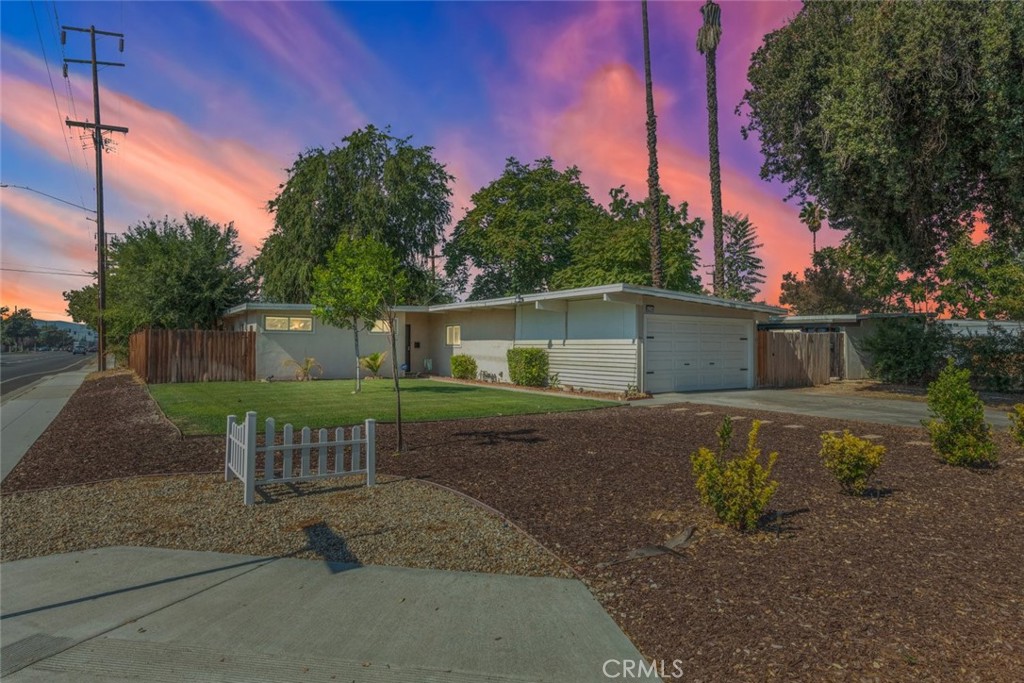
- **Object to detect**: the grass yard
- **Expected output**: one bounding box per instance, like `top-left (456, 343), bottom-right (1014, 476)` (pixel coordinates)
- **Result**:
top-left (150, 377), bottom-right (614, 435)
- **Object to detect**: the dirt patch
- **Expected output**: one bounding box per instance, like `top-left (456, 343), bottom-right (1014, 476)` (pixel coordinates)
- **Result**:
top-left (3, 371), bottom-right (1023, 681)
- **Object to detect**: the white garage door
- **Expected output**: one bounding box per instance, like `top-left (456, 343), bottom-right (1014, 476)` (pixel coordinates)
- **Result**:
top-left (643, 315), bottom-right (753, 393)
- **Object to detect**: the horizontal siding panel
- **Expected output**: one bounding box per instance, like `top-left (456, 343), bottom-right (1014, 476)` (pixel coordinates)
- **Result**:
top-left (515, 340), bottom-right (638, 392)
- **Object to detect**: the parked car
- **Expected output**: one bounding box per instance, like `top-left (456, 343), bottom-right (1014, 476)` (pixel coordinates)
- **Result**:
top-left (72, 343), bottom-right (86, 355)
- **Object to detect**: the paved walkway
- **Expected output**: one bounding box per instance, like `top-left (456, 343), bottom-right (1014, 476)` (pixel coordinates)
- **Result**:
top-left (1, 547), bottom-right (658, 682)
top-left (638, 387), bottom-right (1011, 429)
top-left (1, 366), bottom-right (93, 482)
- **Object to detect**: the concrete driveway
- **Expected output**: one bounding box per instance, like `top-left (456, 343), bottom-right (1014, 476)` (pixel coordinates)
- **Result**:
top-left (640, 387), bottom-right (1012, 429)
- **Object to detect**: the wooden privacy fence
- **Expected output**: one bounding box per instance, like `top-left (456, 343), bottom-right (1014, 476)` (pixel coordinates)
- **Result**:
top-left (225, 412), bottom-right (376, 505)
top-left (757, 331), bottom-right (836, 388)
top-left (129, 329), bottom-right (255, 383)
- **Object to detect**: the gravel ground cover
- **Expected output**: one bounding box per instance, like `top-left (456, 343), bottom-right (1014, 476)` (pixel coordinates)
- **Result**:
top-left (3, 371), bottom-right (1023, 681)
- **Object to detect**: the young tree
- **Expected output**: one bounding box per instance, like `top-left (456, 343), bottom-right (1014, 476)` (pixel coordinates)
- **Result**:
top-left (311, 240), bottom-right (374, 393)
top-left (641, 0), bottom-right (664, 288)
top-left (327, 236), bottom-right (411, 451)
top-left (720, 213), bottom-right (765, 302)
top-left (257, 125), bottom-right (453, 303)
top-left (741, 0), bottom-right (1024, 271)
top-left (552, 187), bottom-right (703, 293)
top-left (62, 215), bottom-right (255, 355)
top-left (697, 0), bottom-right (725, 295)
top-left (442, 157), bottom-right (602, 300)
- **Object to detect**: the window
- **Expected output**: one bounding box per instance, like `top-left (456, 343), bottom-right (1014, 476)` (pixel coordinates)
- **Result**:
top-left (446, 324), bottom-right (461, 346)
top-left (370, 319), bottom-right (391, 334)
top-left (265, 315), bottom-right (312, 332)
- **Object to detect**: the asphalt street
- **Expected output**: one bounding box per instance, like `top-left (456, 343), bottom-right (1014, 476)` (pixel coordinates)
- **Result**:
top-left (0, 351), bottom-right (92, 398)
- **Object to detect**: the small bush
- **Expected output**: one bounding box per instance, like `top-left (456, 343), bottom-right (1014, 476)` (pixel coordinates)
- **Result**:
top-left (450, 354), bottom-right (478, 380)
top-left (283, 356), bottom-right (323, 381)
top-left (1009, 404), bottom-right (1024, 449)
top-left (691, 418), bottom-right (779, 532)
top-left (359, 352), bottom-right (387, 378)
top-left (506, 348), bottom-right (549, 387)
top-left (819, 430), bottom-right (885, 495)
top-left (925, 359), bottom-right (997, 467)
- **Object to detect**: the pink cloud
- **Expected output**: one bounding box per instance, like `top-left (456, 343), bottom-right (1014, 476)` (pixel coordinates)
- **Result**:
top-left (2, 72), bottom-right (285, 256)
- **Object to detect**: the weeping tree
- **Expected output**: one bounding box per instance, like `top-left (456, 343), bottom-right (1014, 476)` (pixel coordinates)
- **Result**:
top-left (641, 0), bottom-right (664, 288)
top-left (697, 0), bottom-right (724, 295)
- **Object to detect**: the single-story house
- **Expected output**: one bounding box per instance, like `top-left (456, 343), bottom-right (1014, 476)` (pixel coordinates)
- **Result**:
top-left (223, 284), bottom-right (785, 394)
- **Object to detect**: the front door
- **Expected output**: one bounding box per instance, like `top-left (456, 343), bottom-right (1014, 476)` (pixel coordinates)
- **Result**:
top-left (405, 324), bottom-right (412, 373)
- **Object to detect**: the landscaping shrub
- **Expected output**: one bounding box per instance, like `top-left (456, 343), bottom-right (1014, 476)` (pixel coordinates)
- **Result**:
top-left (506, 348), bottom-right (549, 387)
top-left (948, 327), bottom-right (1024, 392)
top-left (860, 318), bottom-right (950, 385)
top-left (819, 430), bottom-right (885, 495)
top-left (359, 351), bottom-right (387, 378)
top-left (925, 359), bottom-right (997, 467)
top-left (691, 417), bottom-right (779, 532)
top-left (1010, 404), bottom-right (1024, 449)
top-left (450, 354), bottom-right (478, 380)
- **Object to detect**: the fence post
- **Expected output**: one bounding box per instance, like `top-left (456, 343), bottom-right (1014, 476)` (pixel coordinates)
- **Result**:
top-left (365, 419), bottom-right (376, 487)
top-left (225, 415), bottom-right (237, 481)
top-left (244, 411), bottom-right (257, 505)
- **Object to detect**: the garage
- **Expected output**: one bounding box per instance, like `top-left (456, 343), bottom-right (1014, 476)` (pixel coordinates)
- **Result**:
top-left (643, 315), bottom-right (753, 393)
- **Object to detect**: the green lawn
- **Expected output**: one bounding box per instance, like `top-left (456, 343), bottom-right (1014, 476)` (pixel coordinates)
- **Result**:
top-left (150, 378), bottom-right (615, 435)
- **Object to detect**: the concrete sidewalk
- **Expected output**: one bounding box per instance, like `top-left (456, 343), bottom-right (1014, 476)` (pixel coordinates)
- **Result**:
top-left (1, 367), bottom-right (93, 482)
top-left (1, 547), bottom-right (659, 682)
top-left (639, 387), bottom-right (1012, 429)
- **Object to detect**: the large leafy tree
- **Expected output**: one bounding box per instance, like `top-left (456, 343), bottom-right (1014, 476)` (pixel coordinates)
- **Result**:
top-left (552, 187), bottom-right (702, 293)
top-left (256, 125), bottom-right (453, 303)
top-left (779, 238), bottom-right (908, 315)
top-left (641, 0), bottom-right (664, 288)
top-left (720, 213), bottom-right (765, 302)
top-left (1, 307), bottom-right (37, 350)
top-left (325, 236), bottom-right (411, 451)
top-left (63, 215), bottom-right (255, 353)
top-left (443, 157), bottom-right (603, 300)
top-left (741, 0), bottom-right (1024, 270)
top-left (937, 237), bottom-right (1024, 320)
top-left (697, 0), bottom-right (725, 294)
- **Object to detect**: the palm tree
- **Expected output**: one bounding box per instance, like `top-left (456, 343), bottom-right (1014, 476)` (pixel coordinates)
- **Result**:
top-left (642, 0), bottom-right (664, 288)
top-left (697, 0), bottom-right (724, 295)
top-left (799, 201), bottom-right (825, 254)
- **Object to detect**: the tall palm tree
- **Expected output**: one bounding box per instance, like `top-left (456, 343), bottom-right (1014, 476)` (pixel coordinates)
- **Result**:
top-left (642, 0), bottom-right (664, 288)
top-left (697, 0), bottom-right (724, 295)
top-left (799, 201), bottom-right (825, 254)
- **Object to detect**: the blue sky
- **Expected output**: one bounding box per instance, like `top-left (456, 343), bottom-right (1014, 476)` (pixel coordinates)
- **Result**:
top-left (1, 0), bottom-right (833, 320)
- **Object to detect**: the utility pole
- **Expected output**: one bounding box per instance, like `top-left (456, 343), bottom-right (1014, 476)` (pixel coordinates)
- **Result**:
top-left (63, 24), bottom-right (127, 372)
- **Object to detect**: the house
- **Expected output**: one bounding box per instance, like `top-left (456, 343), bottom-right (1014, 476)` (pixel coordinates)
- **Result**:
top-left (222, 284), bottom-right (785, 394)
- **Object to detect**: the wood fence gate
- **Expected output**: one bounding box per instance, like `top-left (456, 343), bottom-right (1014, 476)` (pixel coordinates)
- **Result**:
top-left (756, 331), bottom-right (840, 388)
top-left (129, 329), bottom-right (256, 383)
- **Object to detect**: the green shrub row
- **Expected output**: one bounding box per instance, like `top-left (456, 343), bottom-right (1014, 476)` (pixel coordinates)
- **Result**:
top-left (506, 348), bottom-right (549, 387)
top-left (861, 319), bottom-right (1024, 391)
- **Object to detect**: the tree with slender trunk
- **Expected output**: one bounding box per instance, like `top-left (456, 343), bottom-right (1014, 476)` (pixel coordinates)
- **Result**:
top-left (641, 0), bottom-right (664, 288)
top-left (698, 0), bottom-right (724, 295)
top-left (799, 201), bottom-right (824, 254)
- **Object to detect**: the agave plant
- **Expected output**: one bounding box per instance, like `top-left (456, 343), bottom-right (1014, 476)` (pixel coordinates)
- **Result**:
top-left (282, 356), bottom-right (323, 381)
top-left (359, 351), bottom-right (387, 378)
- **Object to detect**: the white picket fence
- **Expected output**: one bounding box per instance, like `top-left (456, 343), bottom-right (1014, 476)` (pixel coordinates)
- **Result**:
top-left (225, 411), bottom-right (376, 505)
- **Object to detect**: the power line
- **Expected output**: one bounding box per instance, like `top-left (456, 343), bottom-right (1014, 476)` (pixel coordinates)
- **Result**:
top-left (0, 183), bottom-right (96, 212)
top-left (48, 1), bottom-right (93, 182)
top-left (0, 267), bottom-right (93, 277)
top-left (29, 1), bottom-right (88, 211)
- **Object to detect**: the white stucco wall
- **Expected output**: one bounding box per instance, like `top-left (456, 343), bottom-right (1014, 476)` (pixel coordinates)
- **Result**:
top-left (429, 308), bottom-right (516, 379)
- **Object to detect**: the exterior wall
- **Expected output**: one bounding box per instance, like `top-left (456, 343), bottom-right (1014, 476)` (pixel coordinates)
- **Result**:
top-left (515, 299), bottom-right (640, 392)
top-left (843, 323), bottom-right (874, 380)
top-left (229, 309), bottom-right (401, 381)
top-left (429, 308), bottom-right (516, 379)
top-left (404, 312), bottom-right (434, 375)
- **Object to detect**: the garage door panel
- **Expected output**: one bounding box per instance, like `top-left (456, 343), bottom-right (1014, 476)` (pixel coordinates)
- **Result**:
top-left (644, 315), bottom-right (752, 393)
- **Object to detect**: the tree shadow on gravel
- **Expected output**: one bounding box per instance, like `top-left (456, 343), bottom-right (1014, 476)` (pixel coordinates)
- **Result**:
top-left (451, 428), bottom-right (545, 446)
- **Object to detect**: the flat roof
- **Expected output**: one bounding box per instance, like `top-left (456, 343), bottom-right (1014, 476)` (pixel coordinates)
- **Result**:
top-left (226, 284), bottom-right (787, 318)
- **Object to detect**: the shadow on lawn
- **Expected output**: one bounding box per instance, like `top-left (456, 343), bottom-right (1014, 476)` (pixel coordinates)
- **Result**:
top-left (452, 428), bottom-right (546, 446)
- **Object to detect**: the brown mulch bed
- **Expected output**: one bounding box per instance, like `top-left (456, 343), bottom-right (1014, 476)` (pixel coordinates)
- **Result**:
top-left (4, 372), bottom-right (1023, 681)
top-left (1, 371), bottom-right (222, 492)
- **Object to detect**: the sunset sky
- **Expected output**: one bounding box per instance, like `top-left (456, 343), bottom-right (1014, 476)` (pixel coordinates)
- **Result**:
top-left (0, 0), bottom-right (841, 322)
